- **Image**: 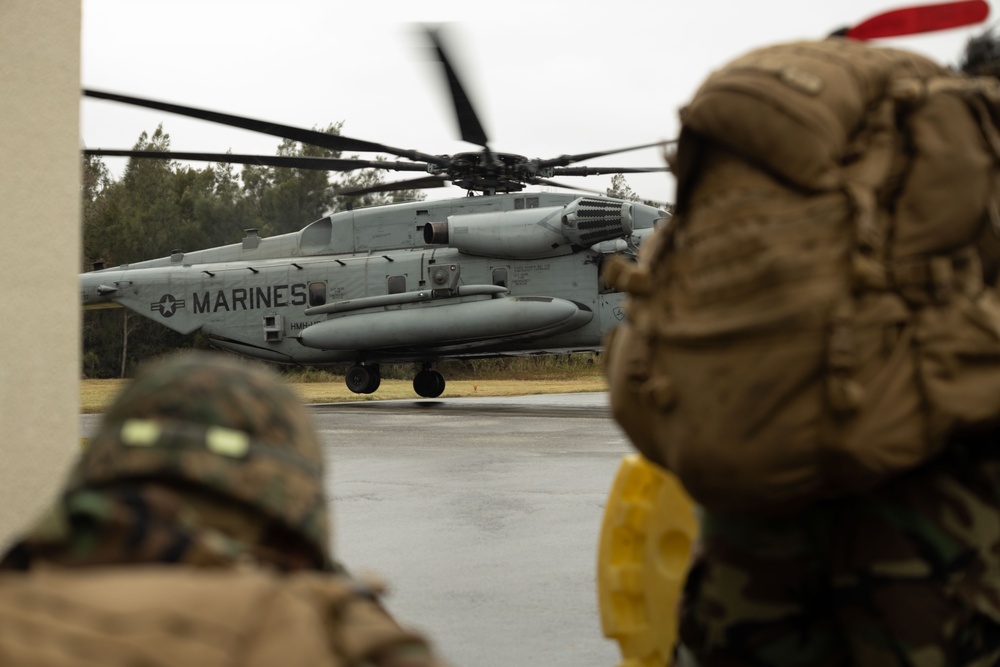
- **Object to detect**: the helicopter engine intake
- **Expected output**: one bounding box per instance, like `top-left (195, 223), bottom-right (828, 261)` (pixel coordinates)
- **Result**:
top-left (423, 197), bottom-right (634, 259)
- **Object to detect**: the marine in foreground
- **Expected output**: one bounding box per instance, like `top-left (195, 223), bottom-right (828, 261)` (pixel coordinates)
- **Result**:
top-left (606, 28), bottom-right (1000, 667)
top-left (0, 352), bottom-right (442, 666)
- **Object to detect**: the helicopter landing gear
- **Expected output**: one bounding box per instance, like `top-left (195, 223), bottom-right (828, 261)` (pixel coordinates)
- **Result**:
top-left (413, 368), bottom-right (446, 398)
top-left (346, 364), bottom-right (381, 394)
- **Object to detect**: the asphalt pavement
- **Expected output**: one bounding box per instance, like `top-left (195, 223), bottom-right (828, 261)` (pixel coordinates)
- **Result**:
top-left (81, 392), bottom-right (634, 667)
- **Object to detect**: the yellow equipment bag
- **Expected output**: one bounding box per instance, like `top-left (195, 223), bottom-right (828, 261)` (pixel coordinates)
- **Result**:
top-left (597, 454), bottom-right (697, 667)
top-left (606, 38), bottom-right (1000, 514)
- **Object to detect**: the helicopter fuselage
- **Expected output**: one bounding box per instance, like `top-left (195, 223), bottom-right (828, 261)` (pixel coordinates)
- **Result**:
top-left (82, 192), bottom-right (666, 395)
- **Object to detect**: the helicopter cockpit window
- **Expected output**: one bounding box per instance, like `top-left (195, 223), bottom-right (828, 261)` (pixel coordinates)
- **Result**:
top-left (492, 268), bottom-right (508, 288)
top-left (388, 275), bottom-right (406, 294)
top-left (308, 282), bottom-right (327, 307)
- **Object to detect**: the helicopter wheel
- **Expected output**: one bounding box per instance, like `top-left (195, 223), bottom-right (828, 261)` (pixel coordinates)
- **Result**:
top-left (346, 364), bottom-right (381, 394)
top-left (413, 369), bottom-right (446, 398)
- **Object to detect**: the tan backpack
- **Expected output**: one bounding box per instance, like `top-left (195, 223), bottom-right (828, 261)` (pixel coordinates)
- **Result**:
top-left (605, 38), bottom-right (1000, 514)
top-left (0, 567), bottom-right (436, 667)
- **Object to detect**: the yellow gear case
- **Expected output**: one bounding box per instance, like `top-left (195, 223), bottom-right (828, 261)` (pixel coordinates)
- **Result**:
top-left (597, 454), bottom-right (698, 667)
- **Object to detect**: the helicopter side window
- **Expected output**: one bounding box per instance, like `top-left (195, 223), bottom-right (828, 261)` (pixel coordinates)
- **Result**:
top-left (387, 275), bottom-right (406, 294)
top-left (492, 268), bottom-right (508, 288)
top-left (308, 282), bottom-right (327, 307)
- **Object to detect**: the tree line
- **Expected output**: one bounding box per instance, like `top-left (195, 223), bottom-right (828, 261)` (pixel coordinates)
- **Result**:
top-left (82, 123), bottom-right (423, 378)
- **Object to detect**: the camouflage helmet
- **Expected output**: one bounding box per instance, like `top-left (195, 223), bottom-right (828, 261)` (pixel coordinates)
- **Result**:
top-left (70, 352), bottom-right (330, 566)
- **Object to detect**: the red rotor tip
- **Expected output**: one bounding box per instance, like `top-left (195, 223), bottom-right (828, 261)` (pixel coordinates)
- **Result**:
top-left (846, 0), bottom-right (989, 40)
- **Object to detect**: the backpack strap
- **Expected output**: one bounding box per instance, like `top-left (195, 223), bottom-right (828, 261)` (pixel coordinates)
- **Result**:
top-left (841, 95), bottom-right (898, 290)
top-left (823, 96), bottom-right (901, 418)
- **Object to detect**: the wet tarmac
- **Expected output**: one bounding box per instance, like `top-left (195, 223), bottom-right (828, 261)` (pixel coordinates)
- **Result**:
top-left (81, 392), bottom-right (633, 667)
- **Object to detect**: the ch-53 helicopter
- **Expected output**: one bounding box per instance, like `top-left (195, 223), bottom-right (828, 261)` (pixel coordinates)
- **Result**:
top-left (81, 27), bottom-right (672, 398)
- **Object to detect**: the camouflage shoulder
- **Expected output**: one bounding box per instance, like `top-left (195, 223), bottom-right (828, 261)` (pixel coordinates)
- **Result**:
top-left (287, 572), bottom-right (445, 667)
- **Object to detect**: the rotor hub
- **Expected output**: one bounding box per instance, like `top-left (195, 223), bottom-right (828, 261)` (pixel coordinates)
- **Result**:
top-left (432, 152), bottom-right (533, 195)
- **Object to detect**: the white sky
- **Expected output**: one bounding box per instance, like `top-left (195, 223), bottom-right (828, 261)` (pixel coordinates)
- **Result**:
top-left (81, 0), bottom-right (995, 205)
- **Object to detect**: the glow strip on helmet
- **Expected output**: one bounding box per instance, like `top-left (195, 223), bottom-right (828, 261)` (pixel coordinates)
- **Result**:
top-left (205, 426), bottom-right (250, 458)
top-left (120, 419), bottom-right (161, 447)
top-left (114, 418), bottom-right (313, 468)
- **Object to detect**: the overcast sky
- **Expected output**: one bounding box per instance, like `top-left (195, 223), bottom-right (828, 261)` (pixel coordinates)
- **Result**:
top-left (81, 0), bottom-right (995, 205)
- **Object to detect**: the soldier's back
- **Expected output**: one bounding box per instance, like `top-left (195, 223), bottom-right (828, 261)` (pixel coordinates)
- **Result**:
top-left (0, 566), bottom-right (429, 667)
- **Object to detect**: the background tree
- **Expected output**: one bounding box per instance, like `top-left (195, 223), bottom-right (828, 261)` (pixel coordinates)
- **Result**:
top-left (960, 25), bottom-right (1000, 76)
top-left (959, 25), bottom-right (1000, 285)
top-left (606, 173), bottom-right (669, 210)
top-left (606, 174), bottom-right (640, 201)
top-left (240, 123), bottom-right (343, 236)
top-left (333, 155), bottom-right (425, 211)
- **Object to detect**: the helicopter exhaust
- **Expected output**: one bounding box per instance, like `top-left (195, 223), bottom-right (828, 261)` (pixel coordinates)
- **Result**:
top-left (423, 197), bottom-right (634, 259)
top-left (423, 222), bottom-right (451, 245)
top-left (561, 198), bottom-right (635, 245)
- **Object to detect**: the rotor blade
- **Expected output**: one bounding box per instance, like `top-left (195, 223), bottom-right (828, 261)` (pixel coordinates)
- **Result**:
top-left (528, 177), bottom-right (670, 205)
top-left (843, 0), bottom-right (989, 40)
top-left (83, 149), bottom-right (432, 173)
top-left (83, 89), bottom-right (449, 167)
top-left (424, 26), bottom-right (490, 148)
top-left (524, 178), bottom-right (611, 197)
top-left (552, 165), bottom-right (671, 177)
top-left (534, 140), bottom-right (675, 170)
top-left (334, 175), bottom-right (451, 198)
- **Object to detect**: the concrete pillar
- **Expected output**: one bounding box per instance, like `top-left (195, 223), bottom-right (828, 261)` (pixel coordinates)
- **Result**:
top-left (0, 1), bottom-right (81, 548)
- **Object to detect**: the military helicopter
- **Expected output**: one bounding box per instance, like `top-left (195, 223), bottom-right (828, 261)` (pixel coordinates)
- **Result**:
top-left (81, 27), bottom-right (672, 398)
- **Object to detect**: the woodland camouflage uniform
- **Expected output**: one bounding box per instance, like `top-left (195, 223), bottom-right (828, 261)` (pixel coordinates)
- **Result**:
top-left (678, 434), bottom-right (1000, 666)
top-left (0, 352), bottom-right (441, 667)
